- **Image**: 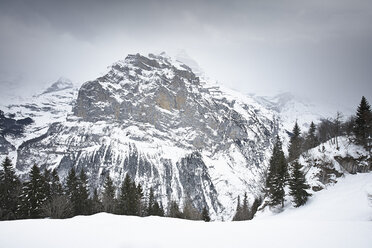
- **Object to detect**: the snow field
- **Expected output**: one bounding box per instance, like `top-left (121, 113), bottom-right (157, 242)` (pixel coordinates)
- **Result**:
top-left (1, 173), bottom-right (371, 248)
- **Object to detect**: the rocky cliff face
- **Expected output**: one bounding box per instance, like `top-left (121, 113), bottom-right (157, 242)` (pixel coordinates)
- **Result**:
top-left (9, 53), bottom-right (280, 220)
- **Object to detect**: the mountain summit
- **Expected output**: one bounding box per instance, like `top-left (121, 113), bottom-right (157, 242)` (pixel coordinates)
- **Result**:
top-left (14, 53), bottom-right (279, 219)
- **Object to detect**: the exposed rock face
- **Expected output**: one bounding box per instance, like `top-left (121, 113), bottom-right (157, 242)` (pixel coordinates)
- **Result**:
top-left (0, 135), bottom-right (15, 154)
top-left (0, 110), bottom-right (33, 137)
top-left (334, 156), bottom-right (371, 174)
top-left (14, 53), bottom-right (279, 220)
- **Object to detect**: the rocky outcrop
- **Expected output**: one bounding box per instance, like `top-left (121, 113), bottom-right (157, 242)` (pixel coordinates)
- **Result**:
top-left (334, 155), bottom-right (371, 174)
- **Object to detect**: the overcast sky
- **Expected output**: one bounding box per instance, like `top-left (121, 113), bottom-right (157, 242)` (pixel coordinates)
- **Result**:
top-left (0, 0), bottom-right (371, 108)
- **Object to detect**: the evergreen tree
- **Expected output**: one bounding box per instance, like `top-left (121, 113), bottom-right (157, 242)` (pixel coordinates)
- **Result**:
top-left (50, 169), bottom-right (63, 197)
top-left (64, 167), bottom-right (79, 216)
top-left (288, 121), bottom-right (303, 161)
top-left (152, 201), bottom-right (165, 217)
top-left (232, 195), bottom-right (242, 221)
top-left (43, 169), bottom-right (52, 201)
top-left (76, 169), bottom-right (89, 215)
top-left (147, 187), bottom-right (155, 216)
top-left (40, 168), bottom-right (70, 218)
top-left (18, 164), bottom-right (47, 218)
top-left (305, 121), bottom-right (319, 150)
top-left (182, 197), bottom-right (201, 220)
top-left (354, 96), bottom-right (372, 148)
top-left (167, 200), bottom-right (183, 219)
top-left (90, 188), bottom-right (103, 214)
top-left (117, 174), bottom-right (143, 216)
top-left (266, 136), bottom-right (288, 208)
top-left (134, 183), bottom-right (144, 216)
top-left (0, 157), bottom-right (21, 220)
top-left (233, 193), bottom-right (250, 221)
top-left (241, 192), bottom-right (250, 220)
top-left (289, 162), bottom-right (311, 207)
top-left (201, 206), bottom-right (211, 222)
top-left (102, 174), bottom-right (116, 213)
top-left (118, 174), bottom-right (132, 215)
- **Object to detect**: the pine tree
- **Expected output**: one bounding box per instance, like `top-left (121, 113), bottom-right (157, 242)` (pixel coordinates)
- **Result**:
top-left (232, 195), bottom-right (242, 221)
top-left (90, 188), bottom-right (103, 214)
top-left (118, 174), bottom-right (132, 215)
top-left (147, 187), bottom-right (155, 216)
top-left (233, 193), bottom-right (250, 221)
top-left (288, 121), bottom-right (303, 161)
top-left (305, 121), bottom-right (319, 150)
top-left (167, 200), bottom-right (183, 219)
top-left (50, 169), bottom-right (63, 197)
top-left (266, 136), bottom-right (288, 208)
top-left (152, 201), bottom-right (165, 217)
top-left (40, 168), bottom-right (70, 218)
top-left (241, 192), bottom-right (250, 220)
top-left (76, 169), bottom-right (89, 215)
top-left (354, 96), bottom-right (372, 148)
top-left (289, 162), bottom-right (311, 207)
top-left (134, 183), bottom-right (144, 216)
top-left (102, 174), bottom-right (116, 213)
top-left (43, 169), bottom-right (52, 201)
top-left (0, 157), bottom-right (21, 220)
top-left (183, 197), bottom-right (201, 220)
top-left (64, 167), bottom-right (79, 216)
top-left (201, 206), bottom-right (211, 222)
top-left (18, 164), bottom-right (47, 218)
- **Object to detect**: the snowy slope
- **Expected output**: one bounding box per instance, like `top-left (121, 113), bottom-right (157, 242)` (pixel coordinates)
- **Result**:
top-left (1, 173), bottom-right (371, 248)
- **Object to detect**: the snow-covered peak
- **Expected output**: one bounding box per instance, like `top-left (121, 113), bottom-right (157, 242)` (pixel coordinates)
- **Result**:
top-left (41, 77), bottom-right (74, 95)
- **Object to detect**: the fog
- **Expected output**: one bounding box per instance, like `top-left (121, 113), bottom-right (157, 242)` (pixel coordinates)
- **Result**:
top-left (0, 0), bottom-right (371, 108)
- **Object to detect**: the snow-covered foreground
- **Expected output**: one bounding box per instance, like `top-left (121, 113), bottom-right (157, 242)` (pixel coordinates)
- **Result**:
top-left (1, 173), bottom-right (372, 248)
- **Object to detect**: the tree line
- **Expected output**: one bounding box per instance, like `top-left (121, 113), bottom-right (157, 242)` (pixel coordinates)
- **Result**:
top-left (0, 159), bottom-right (210, 221)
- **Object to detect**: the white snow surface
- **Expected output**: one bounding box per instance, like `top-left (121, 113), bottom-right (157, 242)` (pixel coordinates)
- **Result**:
top-left (1, 172), bottom-right (371, 248)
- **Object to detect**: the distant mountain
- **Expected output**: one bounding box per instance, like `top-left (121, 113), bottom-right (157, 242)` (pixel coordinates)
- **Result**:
top-left (41, 77), bottom-right (74, 95)
top-left (255, 92), bottom-right (354, 133)
top-left (0, 77), bottom-right (77, 156)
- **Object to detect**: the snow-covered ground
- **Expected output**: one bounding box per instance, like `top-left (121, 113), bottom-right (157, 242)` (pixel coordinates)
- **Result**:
top-left (1, 172), bottom-right (371, 248)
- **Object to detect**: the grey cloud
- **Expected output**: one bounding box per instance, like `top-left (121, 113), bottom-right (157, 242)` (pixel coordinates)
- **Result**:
top-left (0, 0), bottom-right (371, 107)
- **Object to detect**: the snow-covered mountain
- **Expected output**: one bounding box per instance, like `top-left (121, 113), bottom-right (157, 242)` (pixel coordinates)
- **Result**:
top-left (0, 53), bottom-right (365, 220)
top-left (1, 53), bottom-right (281, 220)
